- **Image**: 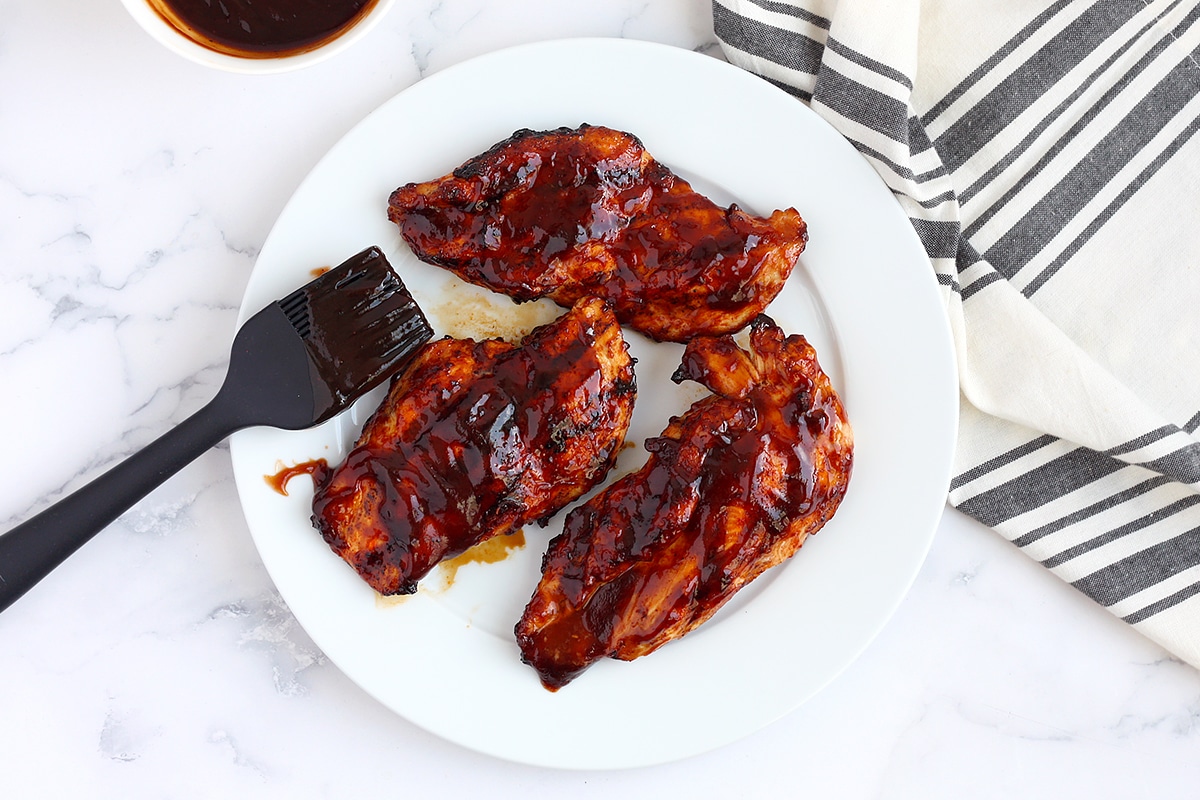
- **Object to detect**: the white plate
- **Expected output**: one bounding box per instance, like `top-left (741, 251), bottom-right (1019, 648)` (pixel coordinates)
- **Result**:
top-left (229, 38), bottom-right (958, 770)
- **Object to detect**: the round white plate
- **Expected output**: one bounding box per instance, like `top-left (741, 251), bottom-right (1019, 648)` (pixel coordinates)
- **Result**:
top-left (229, 38), bottom-right (958, 770)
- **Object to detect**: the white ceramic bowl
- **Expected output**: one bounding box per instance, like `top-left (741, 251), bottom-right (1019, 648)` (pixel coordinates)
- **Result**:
top-left (119, 0), bottom-right (395, 74)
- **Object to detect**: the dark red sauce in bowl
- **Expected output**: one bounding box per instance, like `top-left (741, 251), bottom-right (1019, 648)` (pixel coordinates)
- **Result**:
top-left (146, 0), bottom-right (381, 59)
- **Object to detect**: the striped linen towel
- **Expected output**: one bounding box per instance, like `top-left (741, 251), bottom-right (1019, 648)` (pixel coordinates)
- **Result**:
top-left (713, 0), bottom-right (1200, 666)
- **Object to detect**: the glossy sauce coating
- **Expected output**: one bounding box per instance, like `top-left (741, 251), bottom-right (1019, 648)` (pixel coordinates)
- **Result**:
top-left (310, 298), bottom-right (636, 596)
top-left (147, 0), bottom-right (378, 58)
top-left (516, 316), bottom-right (853, 690)
top-left (388, 125), bottom-right (807, 343)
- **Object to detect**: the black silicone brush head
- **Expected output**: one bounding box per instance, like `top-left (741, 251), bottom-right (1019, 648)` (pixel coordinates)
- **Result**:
top-left (227, 246), bottom-right (433, 431)
top-left (281, 246), bottom-right (433, 423)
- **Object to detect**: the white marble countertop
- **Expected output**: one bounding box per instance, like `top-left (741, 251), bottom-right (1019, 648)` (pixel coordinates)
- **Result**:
top-left (3, 1), bottom-right (1200, 796)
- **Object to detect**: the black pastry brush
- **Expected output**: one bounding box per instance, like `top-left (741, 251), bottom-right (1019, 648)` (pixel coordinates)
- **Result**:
top-left (0, 246), bottom-right (432, 613)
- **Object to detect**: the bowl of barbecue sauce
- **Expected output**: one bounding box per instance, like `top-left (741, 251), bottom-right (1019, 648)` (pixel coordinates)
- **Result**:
top-left (121, 0), bottom-right (394, 73)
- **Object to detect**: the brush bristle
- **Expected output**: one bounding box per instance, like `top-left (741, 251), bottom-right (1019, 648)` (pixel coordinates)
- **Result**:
top-left (279, 290), bottom-right (311, 339)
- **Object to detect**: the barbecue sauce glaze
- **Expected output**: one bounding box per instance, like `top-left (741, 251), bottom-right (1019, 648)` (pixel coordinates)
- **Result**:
top-left (387, 125), bottom-right (807, 344)
top-left (515, 318), bottom-right (854, 690)
top-left (306, 298), bottom-right (636, 597)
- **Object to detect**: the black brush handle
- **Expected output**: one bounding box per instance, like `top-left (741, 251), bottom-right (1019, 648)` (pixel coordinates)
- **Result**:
top-left (0, 391), bottom-right (242, 614)
top-left (0, 253), bottom-right (428, 616)
top-left (0, 301), bottom-right (317, 615)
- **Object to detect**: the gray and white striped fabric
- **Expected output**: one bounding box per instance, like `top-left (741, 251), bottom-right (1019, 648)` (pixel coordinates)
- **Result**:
top-left (714, 0), bottom-right (1200, 666)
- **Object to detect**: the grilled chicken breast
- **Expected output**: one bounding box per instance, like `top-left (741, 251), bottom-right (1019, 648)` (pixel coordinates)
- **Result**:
top-left (387, 125), bottom-right (807, 343)
top-left (515, 316), bottom-right (852, 690)
top-left (311, 297), bottom-right (636, 595)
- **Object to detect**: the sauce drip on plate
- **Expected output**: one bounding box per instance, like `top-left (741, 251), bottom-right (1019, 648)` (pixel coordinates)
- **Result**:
top-left (148, 0), bottom-right (380, 59)
top-left (264, 458), bottom-right (329, 496)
